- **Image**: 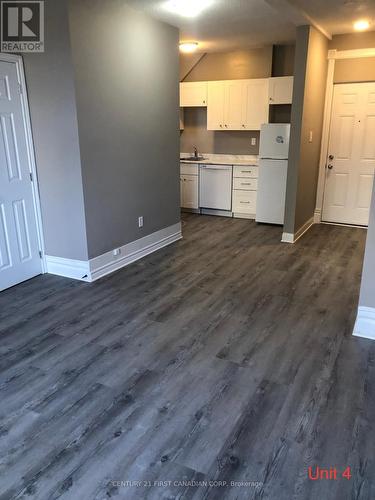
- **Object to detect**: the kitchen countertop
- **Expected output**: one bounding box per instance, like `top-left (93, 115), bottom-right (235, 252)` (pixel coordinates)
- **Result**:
top-left (180, 153), bottom-right (259, 166)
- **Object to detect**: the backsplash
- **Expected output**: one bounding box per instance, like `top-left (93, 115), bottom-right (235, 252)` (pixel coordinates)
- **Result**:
top-left (180, 108), bottom-right (260, 156)
top-left (180, 106), bottom-right (292, 155)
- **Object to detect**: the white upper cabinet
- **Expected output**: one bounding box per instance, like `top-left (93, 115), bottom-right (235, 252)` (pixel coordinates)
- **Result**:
top-left (207, 81), bottom-right (226, 130)
top-left (269, 76), bottom-right (294, 104)
top-left (241, 79), bottom-right (269, 130)
top-left (180, 82), bottom-right (208, 107)
top-left (208, 79), bottom-right (269, 131)
top-left (225, 80), bottom-right (244, 130)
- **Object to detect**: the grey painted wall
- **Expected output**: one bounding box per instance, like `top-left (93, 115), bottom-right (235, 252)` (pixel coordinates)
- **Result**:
top-left (180, 108), bottom-right (260, 155)
top-left (22, 0), bottom-right (88, 260)
top-left (68, 0), bottom-right (180, 259)
top-left (182, 47), bottom-right (273, 82)
top-left (284, 26), bottom-right (328, 234)
top-left (359, 183), bottom-right (375, 309)
top-left (272, 45), bottom-right (295, 77)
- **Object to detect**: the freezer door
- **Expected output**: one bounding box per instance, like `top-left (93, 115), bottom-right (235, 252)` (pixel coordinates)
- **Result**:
top-left (259, 124), bottom-right (290, 159)
top-left (199, 165), bottom-right (233, 210)
top-left (256, 159), bottom-right (288, 225)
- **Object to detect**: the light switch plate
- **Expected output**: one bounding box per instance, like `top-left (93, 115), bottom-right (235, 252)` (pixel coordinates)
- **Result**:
top-left (251, 137), bottom-right (257, 146)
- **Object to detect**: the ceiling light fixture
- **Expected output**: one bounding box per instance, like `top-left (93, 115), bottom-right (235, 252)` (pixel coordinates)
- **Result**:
top-left (163, 0), bottom-right (213, 18)
top-left (354, 19), bottom-right (370, 31)
top-left (179, 42), bottom-right (199, 53)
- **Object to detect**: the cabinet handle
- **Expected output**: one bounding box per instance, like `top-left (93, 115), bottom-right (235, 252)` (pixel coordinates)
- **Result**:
top-left (203, 100), bottom-right (206, 104)
top-left (241, 170), bottom-right (252, 174)
top-left (241, 182), bottom-right (251, 185)
top-left (242, 124), bottom-right (245, 128)
top-left (225, 124), bottom-right (228, 128)
top-left (220, 124), bottom-right (223, 128)
top-left (240, 201), bottom-right (250, 204)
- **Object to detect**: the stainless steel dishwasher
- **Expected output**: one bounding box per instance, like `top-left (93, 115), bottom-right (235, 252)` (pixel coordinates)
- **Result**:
top-left (199, 164), bottom-right (233, 217)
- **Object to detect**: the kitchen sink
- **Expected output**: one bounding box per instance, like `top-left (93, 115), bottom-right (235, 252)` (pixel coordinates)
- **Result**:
top-left (180, 156), bottom-right (206, 162)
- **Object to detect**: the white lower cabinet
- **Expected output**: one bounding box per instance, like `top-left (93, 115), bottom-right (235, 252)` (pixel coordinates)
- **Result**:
top-left (232, 165), bottom-right (258, 219)
top-left (180, 165), bottom-right (199, 210)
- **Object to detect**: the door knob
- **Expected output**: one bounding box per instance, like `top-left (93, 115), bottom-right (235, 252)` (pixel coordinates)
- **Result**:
top-left (329, 154), bottom-right (334, 160)
top-left (327, 164), bottom-right (333, 170)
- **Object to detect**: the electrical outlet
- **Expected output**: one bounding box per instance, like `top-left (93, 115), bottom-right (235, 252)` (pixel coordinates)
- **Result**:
top-left (251, 137), bottom-right (257, 146)
top-left (138, 216), bottom-right (144, 228)
top-left (113, 248), bottom-right (121, 257)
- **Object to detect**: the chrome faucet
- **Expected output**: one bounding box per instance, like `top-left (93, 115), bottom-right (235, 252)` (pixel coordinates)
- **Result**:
top-left (193, 146), bottom-right (198, 159)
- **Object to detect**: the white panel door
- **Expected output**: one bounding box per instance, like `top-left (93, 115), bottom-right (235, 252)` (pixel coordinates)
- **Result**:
top-left (322, 83), bottom-right (375, 226)
top-left (242, 79), bottom-right (269, 130)
top-left (0, 60), bottom-right (42, 291)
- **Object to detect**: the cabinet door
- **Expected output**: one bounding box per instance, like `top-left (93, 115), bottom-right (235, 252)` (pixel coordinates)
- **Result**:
top-left (183, 175), bottom-right (199, 209)
top-left (224, 81), bottom-right (243, 130)
top-left (207, 81), bottom-right (226, 130)
top-left (180, 82), bottom-right (207, 107)
top-left (269, 77), bottom-right (294, 104)
top-left (242, 79), bottom-right (269, 130)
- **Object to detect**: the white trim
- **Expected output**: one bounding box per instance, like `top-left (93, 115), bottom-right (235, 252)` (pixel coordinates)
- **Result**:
top-left (0, 53), bottom-right (46, 272)
top-left (45, 256), bottom-right (91, 282)
top-left (333, 48), bottom-right (375, 60)
top-left (314, 56), bottom-right (335, 224)
top-left (281, 232), bottom-right (294, 243)
top-left (314, 208), bottom-right (322, 224)
top-left (353, 306), bottom-right (375, 341)
top-left (315, 47), bottom-right (375, 224)
top-left (90, 223), bottom-right (182, 281)
top-left (282, 217), bottom-right (314, 244)
top-left (45, 223), bottom-right (182, 282)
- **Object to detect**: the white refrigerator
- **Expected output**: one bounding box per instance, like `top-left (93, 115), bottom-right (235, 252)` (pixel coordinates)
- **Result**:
top-left (256, 123), bottom-right (290, 225)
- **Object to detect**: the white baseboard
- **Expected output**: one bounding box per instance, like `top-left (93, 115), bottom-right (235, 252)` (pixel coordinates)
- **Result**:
top-left (314, 208), bottom-right (322, 224)
top-left (46, 223), bottom-right (182, 282)
top-left (353, 306), bottom-right (375, 341)
top-left (281, 232), bottom-right (294, 243)
top-left (89, 222), bottom-right (182, 281)
top-left (45, 255), bottom-right (91, 282)
top-left (282, 217), bottom-right (314, 244)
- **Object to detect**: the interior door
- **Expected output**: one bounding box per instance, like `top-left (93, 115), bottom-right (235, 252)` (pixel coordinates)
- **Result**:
top-left (322, 83), bottom-right (375, 226)
top-left (0, 59), bottom-right (42, 291)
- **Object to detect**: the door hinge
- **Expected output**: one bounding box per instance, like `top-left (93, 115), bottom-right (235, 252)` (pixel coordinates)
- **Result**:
top-left (19, 82), bottom-right (23, 94)
top-left (30, 172), bottom-right (33, 182)
top-left (39, 250), bottom-right (42, 259)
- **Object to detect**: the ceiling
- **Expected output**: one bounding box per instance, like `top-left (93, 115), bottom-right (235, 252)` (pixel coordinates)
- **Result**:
top-left (125, 0), bottom-right (297, 51)
top-left (125, 0), bottom-right (375, 52)
top-left (289, 0), bottom-right (375, 36)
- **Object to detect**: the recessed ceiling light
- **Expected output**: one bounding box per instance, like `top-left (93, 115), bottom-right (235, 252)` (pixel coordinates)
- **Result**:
top-left (179, 42), bottom-right (199, 53)
top-left (163, 0), bottom-right (213, 18)
top-left (354, 19), bottom-right (370, 31)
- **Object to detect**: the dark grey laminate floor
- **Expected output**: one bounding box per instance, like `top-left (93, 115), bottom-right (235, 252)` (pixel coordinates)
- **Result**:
top-left (0, 213), bottom-right (373, 500)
